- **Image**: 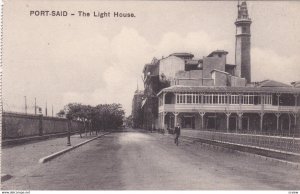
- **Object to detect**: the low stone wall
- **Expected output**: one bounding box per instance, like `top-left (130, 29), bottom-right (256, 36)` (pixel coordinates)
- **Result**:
top-left (2, 112), bottom-right (83, 139)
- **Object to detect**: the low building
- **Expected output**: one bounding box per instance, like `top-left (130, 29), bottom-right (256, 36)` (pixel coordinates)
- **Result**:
top-left (157, 82), bottom-right (300, 135)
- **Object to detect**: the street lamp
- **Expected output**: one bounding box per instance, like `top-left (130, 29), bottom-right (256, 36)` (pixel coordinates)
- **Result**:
top-left (67, 120), bottom-right (71, 146)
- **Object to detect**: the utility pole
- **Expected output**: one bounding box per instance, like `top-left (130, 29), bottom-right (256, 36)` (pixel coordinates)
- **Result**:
top-left (45, 101), bottom-right (48, 116)
top-left (52, 105), bottom-right (53, 117)
top-left (24, 96), bottom-right (27, 114)
top-left (34, 97), bottom-right (37, 115)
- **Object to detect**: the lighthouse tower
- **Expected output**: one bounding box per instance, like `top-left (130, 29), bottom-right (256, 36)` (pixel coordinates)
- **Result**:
top-left (235, 1), bottom-right (252, 83)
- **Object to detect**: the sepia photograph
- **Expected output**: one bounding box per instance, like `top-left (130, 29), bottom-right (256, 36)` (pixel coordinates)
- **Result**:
top-left (1, 0), bottom-right (300, 192)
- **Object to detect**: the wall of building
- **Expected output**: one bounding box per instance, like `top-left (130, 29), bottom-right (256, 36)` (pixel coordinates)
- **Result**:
top-left (176, 70), bottom-right (203, 79)
top-left (203, 79), bottom-right (214, 86)
top-left (203, 56), bottom-right (225, 78)
top-left (132, 92), bottom-right (144, 128)
top-left (2, 112), bottom-right (83, 139)
top-left (212, 71), bottom-right (228, 86)
top-left (236, 35), bottom-right (251, 82)
top-left (230, 76), bottom-right (246, 87)
top-left (177, 79), bottom-right (202, 86)
top-left (159, 56), bottom-right (185, 80)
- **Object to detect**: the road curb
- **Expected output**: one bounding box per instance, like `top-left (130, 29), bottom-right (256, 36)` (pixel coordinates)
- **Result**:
top-left (38, 132), bottom-right (110, 163)
top-left (1, 174), bottom-right (13, 182)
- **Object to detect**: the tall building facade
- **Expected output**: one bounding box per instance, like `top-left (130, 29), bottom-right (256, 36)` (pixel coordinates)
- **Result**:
top-left (235, 1), bottom-right (252, 83)
top-left (131, 89), bottom-right (144, 128)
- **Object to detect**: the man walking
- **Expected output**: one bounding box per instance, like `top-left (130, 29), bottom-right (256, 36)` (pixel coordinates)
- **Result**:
top-left (174, 124), bottom-right (181, 146)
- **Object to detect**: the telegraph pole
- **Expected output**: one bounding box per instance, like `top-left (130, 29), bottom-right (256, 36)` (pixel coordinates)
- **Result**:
top-left (34, 97), bottom-right (37, 115)
top-left (52, 105), bottom-right (53, 117)
top-left (45, 101), bottom-right (48, 116)
top-left (24, 96), bottom-right (27, 114)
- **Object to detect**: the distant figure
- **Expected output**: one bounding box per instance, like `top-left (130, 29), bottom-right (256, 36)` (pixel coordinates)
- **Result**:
top-left (174, 124), bottom-right (181, 146)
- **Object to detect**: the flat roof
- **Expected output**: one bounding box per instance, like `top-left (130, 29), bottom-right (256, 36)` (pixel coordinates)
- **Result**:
top-left (169, 53), bottom-right (194, 58)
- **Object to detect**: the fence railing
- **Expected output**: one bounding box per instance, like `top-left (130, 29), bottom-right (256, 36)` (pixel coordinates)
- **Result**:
top-left (181, 129), bottom-right (300, 154)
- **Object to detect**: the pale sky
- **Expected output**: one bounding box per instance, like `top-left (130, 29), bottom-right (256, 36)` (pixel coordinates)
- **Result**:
top-left (3, 1), bottom-right (300, 116)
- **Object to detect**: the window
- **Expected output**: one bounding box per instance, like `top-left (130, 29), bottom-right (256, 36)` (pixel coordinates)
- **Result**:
top-left (187, 95), bottom-right (192, 103)
top-left (249, 95), bottom-right (254, 104)
top-left (213, 95), bottom-right (218, 104)
top-left (230, 94), bottom-right (239, 104)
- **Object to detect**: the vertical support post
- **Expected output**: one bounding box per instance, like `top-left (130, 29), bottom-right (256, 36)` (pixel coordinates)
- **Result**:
top-left (226, 112), bottom-right (231, 133)
top-left (174, 112), bottom-right (179, 128)
top-left (261, 94), bottom-right (264, 112)
top-left (159, 113), bottom-right (162, 129)
top-left (260, 112), bottom-right (264, 133)
top-left (34, 97), bottom-right (37, 115)
top-left (238, 112), bottom-right (243, 132)
top-left (199, 112), bottom-right (205, 130)
top-left (294, 95), bottom-right (298, 136)
top-left (67, 120), bottom-right (71, 146)
top-left (247, 117), bottom-right (250, 131)
top-left (293, 113), bottom-right (297, 136)
top-left (162, 92), bottom-right (166, 106)
top-left (277, 93), bottom-right (281, 106)
top-left (288, 113), bottom-right (291, 136)
top-left (276, 113), bottom-right (280, 133)
top-left (162, 112), bottom-right (166, 130)
top-left (24, 96), bottom-right (27, 114)
top-left (39, 114), bottom-right (43, 136)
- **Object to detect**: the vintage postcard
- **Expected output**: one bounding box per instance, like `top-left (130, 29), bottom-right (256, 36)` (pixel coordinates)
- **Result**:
top-left (1, 0), bottom-right (300, 192)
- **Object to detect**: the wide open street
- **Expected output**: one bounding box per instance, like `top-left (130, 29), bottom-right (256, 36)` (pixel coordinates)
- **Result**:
top-left (2, 129), bottom-right (300, 190)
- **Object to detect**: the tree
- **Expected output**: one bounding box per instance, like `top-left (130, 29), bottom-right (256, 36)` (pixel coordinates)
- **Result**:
top-left (125, 115), bottom-right (133, 128)
top-left (57, 103), bottom-right (125, 136)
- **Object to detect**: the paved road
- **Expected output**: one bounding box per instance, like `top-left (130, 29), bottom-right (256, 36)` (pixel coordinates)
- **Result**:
top-left (1, 134), bottom-right (101, 177)
top-left (2, 130), bottom-right (300, 190)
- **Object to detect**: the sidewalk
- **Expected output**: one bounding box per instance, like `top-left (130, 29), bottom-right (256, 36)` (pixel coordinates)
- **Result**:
top-left (1, 132), bottom-right (106, 179)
